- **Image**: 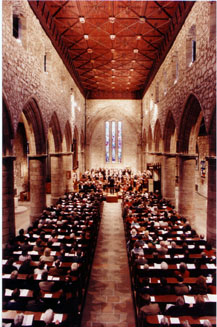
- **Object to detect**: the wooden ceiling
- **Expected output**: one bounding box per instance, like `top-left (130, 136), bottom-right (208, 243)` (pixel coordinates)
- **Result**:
top-left (29, 1), bottom-right (194, 99)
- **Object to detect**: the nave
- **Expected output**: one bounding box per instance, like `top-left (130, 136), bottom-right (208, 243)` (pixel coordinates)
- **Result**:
top-left (2, 179), bottom-right (216, 327)
top-left (81, 201), bottom-right (135, 327)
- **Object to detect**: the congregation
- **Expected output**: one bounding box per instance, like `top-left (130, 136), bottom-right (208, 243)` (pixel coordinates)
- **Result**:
top-left (122, 187), bottom-right (216, 326)
top-left (2, 189), bottom-right (103, 326)
top-left (2, 169), bottom-right (216, 327)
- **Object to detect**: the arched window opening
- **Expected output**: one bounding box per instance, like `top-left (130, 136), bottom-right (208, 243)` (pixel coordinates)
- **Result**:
top-left (209, 1), bottom-right (216, 42)
top-left (186, 25), bottom-right (196, 67)
top-left (105, 121), bottom-right (122, 163)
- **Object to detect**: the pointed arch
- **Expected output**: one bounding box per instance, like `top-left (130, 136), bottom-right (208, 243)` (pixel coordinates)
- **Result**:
top-left (3, 97), bottom-right (14, 156)
top-left (143, 128), bottom-right (147, 152)
top-left (163, 110), bottom-right (176, 152)
top-left (73, 126), bottom-right (79, 169)
top-left (63, 121), bottom-right (73, 153)
top-left (22, 98), bottom-right (46, 154)
top-left (154, 119), bottom-right (162, 152)
top-left (178, 94), bottom-right (204, 153)
top-left (49, 112), bottom-right (63, 153)
top-left (148, 125), bottom-right (153, 152)
top-left (80, 129), bottom-right (85, 152)
top-left (208, 105), bottom-right (216, 156)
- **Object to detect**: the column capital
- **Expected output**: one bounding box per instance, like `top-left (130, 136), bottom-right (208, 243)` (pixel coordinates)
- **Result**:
top-left (163, 152), bottom-right (177, 158)
top-left (177, 153), bottom-right (197, 159)
top-left (3, 155), bottom-right (16, 162)
top-left (28, 154), bottom-right (47, 160)
top-left (149, 152), bottom-right (163, 156)
top-left (205, 156), bottom-right (216, 162)
top-left (50, 152), bottom-right (72, 157)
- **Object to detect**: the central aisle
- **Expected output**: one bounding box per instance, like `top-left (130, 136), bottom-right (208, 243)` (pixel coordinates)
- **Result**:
top-left (81, 201), bottom-right (136, 327)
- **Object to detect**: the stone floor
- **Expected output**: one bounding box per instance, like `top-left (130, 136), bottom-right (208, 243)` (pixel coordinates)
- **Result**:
top-left (81, 201), bottom-right (136, 327)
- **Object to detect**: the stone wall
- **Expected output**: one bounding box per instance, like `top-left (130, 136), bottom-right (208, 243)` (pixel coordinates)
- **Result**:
top-left (86, 99), bottom-right (142, 171)
top-left (142, 1), bottom-right (216, 197)
top-left (142, 1), bottom-right (216, 139)
top-left (2, 0), bottom-right (85, 151)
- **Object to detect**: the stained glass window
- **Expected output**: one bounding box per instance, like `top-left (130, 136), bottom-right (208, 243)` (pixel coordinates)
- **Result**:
top-left (118, 121), bottom-right (122, 163)
top-left (105, 121), bottom-right (122, 163)
top-left (105, 121), bottom-right (110, 162)
top-left (112, 121), bottom-right (116, 162)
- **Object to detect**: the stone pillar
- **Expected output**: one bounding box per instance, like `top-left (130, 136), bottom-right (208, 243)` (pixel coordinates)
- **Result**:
top-left (50, 153), bottom-right (64, 205)
top-left (178, 155), bottom-right (196, 226)
top-left (206, 157), bottom-right (216, 246)
top-left (143, 151), bottom-right (147, 171)
top-left (3, 156), bottom-right (16, 245)
top-left (162, 154), bottom-right (176, 206)
top-left (62, 152), bottom-right (73, 193)
top-left (137, 143), bottom-right (142, 172)
top-left (29, 155), bottom-right (46, 224)
top-left (80, 150), bottom-right (85, 173)
top-left (85, 143), bottom-right (90, 170)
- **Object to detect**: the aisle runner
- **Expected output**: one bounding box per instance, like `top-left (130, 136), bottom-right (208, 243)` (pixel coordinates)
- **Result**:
top-left (81, 201), bottom-right (136, 327)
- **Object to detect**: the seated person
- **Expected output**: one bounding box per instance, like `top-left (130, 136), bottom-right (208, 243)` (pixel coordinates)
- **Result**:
top-left (157, 241), bottom-right (168, 255)
top-left (174, 262), bottom-right (190, 278)
top-left (26, 289), bottom-right (47, 312)
top-left (3, 270), bottom-right (19, 290)
top-left (39, 271), bottom-right (55, 292)
top-left (49, 260), bottom-right (63, 276)
top-left (131, 242), bottom-right (144, 257)
top-left (208, 273), bottom-right (216, 294)
top-left (165, 296), bottom-right (190, 316)
top-left (188, 294), bottom-right (206, 316)
top-left (13, 313), bottom-right (24, 327)
top-left (174, 275), bottom-right (189, 295)
top-left (34, 261), bottom-right (47, 275)
top-left (140, 293), bottom-right (161, 315)
top-left (156, 277), bottom-right (171, 295)
top-left (190, 275), bottom-right (208, 295)
top-left (18, 259), bottom-right (33, 274)
top-left (5, 288), bottom-right (26, 310)
top-left (18, 249), bottom-right (32, 262)
top-left (15, 229), bottom-right (27, 246)
top-left (33, 239), bottom-right (44, 255)
top-left (3, 258), bottom-right (18, 274)
top-left (137, 277), bottom-right (155, 295)
top-left (40, 247), bottom-right (54, 262)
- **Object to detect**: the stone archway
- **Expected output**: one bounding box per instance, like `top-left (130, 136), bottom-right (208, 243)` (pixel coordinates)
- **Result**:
top-left (207, 107), bottom-right (216, 246)
top-left (154, 119), bottom-right (163, 153)
top-left (21, 98), bottom-right (46, 223)
top-left (142, 128), bottom-right (147, 170)
top-left (177, 94), bottom-right (206, 229)
top-left (48, 112), bottom-right (64, 204)
top-left (3, 97), bottom-right (16, 244)
top-left (162, 110), bottom-right (177, 205)
top-left (62, 121), bottom-right (73, 193)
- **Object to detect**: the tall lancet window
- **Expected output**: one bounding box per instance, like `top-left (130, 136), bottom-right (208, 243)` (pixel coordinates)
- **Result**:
top-left (105, 121), bottom-right (122, 163)
top-left (111, 121), bottom-right (116, 162)
top-left (118, 121), bottom-right (122, 163)
top-left (105, 121), bottom-right (110, 162)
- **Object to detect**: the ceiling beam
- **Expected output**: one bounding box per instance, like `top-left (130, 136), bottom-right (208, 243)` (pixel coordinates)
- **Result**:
top-left (52, 1), bottom-right (69, 18)
top-left (155, 1), bottom-right (172, 19)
